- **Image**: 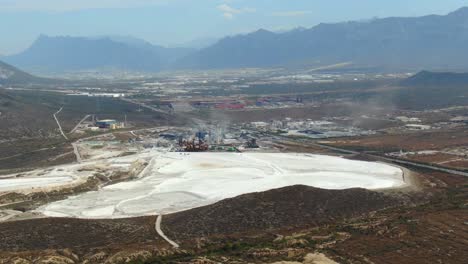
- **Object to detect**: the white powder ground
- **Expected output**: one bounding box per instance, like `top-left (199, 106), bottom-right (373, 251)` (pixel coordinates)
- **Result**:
top-left (38, 152), bottom-right (405, 219)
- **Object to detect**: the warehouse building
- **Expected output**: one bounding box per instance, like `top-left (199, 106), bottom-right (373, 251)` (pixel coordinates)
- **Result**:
top-left (95, 119), bottom-right (123, 130)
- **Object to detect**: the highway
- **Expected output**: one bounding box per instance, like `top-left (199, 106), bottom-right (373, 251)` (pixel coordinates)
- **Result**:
top-left (121, 98), bottom-right (171, 115)
top-left (311, 142), bottom-right (468, 178)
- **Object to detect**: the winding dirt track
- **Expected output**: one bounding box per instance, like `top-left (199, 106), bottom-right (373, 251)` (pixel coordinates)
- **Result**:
top-left (72, 143), bottom-right (82, 163)
top-left (155, 215), bottom-right (179, 248)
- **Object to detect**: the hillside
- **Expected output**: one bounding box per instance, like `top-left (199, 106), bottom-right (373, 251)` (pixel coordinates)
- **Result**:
top-left (401, 70), bottom-right (468, 86)
top-left (0, 186), bottom-right (404, 255)
top-left (0, 172), bottom-right (466, 264)
top-left (3, 35), bottom-right (193, 73)
top-left (163, 185), bottom-right (403, 240)
top-left (178, 7), bottom-right (468, 70)
top-left (389, 71), bottom-right (468, 110)
top-left (0, 89), bottom-right (176, 171)
top-left (0, 60), bottom-right (48, 85)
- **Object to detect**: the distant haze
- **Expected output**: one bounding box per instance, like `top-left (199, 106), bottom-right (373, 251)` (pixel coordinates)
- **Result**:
top-left (1, 0), bottom-right (468, 54)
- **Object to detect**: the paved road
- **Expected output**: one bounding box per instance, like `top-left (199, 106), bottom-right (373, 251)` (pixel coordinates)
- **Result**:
top-left (155, 215), bottom-right (179, 248)
top-left (312, 142), bottom-right (468, 178)
top-left (121, 98), bottom-right (171, 115)
top-left (53, 107), bottom-right (68, 140)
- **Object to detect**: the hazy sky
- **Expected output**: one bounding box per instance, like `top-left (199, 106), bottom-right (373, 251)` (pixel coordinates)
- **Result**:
top-left (1, 0), bottom-right (468, 55)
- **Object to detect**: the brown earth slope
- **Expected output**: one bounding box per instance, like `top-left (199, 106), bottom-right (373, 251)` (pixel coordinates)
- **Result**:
top-left (0, 186), bottom-right (408, 263)
top-left (163, 186), bottom-right (405, 241)
top-left (1, 169), bottom-right (464, 264)
top-left (0, 217), bottom-right (160, 253)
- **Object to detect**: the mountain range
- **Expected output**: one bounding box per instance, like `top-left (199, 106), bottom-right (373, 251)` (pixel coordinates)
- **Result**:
top-left (3, 35), bottom-right (193, 73)
top-left (180, 7), bottom-right (468, 70)
top-left (3, 7), bottom-right (468, 73)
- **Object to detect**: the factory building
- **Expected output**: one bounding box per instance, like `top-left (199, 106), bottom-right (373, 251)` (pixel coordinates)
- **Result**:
top-left (95, 119), bottom-right (124, 130)
top-left (405, 124), bottom-right (431, 130)
top-left (215, 103), bottom-right (245, 110)
top-left (450, 116), bottom-right (468, 124)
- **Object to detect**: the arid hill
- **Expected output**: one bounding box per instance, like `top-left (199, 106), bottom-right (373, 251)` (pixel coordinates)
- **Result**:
top-left (0, 186), bottom-right (406, 259)
top-left (163, 185), bottom-right (405, 241)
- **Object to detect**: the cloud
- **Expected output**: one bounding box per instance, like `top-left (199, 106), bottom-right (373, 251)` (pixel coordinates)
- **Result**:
top-left (223, 12), bottom-right (234, 20)
top-left (217, 3), bottom-right (255, 19)
top-left (0, 0), bottom-right (170, 12)
top-left (272, 11), bottom-right (312, 17)
top-left (217, 4), bottom-right (239, 14)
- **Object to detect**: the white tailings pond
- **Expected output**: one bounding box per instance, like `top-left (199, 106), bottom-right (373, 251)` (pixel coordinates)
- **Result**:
top-left (37, 152), bottom-right (405, 219)
top-left (0, 164), bottom-right (94, 193)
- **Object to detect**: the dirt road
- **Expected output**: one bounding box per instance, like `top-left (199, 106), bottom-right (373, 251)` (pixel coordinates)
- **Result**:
top-left (69, 114), bottom-right (91, 134)
top-left (53, 107), bottom-right (68, 140)
top-left (155, 215), bottom-right (179, 248)
top-left (72, 142), bottom-right (82, 163)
